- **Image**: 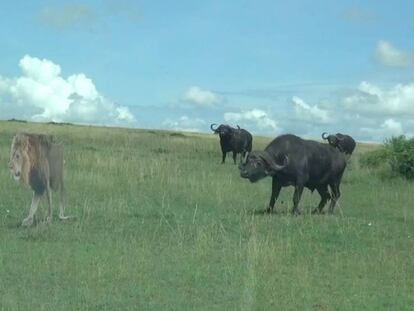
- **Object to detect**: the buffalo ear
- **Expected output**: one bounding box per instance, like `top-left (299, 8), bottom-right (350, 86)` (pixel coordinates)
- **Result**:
top-left (330, 136), bottom-right (339, 145)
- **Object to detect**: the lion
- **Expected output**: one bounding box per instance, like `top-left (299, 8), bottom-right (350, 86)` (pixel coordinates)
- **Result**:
top-left (8, 133), bottom-right (71, 226)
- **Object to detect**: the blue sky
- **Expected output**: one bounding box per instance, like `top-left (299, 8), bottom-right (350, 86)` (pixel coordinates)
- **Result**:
top-left (1, 1), bottom-right (414, 141)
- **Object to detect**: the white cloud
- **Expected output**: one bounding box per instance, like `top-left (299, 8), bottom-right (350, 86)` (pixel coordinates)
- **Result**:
top-left (343, 81), bottom-right (414, 117)
top-left (183, 86), bottom-right (220, 107)
top-left (224, 109), bottom-right (280, 133)
top-left (382, 119), bottom-right (403, 135)
top-left (292, 96), bottom-right (331, 124)
top-left (375, 40), bottom-right (413, 68)
top-left (162, 115), bottom-right (206, 132)
top-left (116, 106), bottom-right (135, 122)
top-left (338, 81), bottom-right (414, 140)
top-left (20, 55), bottom-right (62, 82)
top-left (361, 118), bottom-right (404, 140)
top-left (0, 55), bottom-right (135, 125)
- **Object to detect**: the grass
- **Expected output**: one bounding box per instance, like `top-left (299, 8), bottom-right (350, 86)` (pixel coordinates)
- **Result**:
top-left (0, 120), bottom-right (413, 310)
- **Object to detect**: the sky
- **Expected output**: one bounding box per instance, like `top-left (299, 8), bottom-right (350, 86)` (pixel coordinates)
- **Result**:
top-left (0, 1), bottom-right (414, 142)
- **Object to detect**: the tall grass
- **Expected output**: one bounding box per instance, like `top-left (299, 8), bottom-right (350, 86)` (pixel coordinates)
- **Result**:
top-left (0, 121), bottom-right (413, 310)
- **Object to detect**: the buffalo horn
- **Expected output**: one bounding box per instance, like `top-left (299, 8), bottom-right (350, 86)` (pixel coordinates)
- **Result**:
top-left (210, 123), bottom-right (218, 131)
top-left (259, 152), bottom-right (289, 172)
top-left (271, 155), bottom-right (289, 171)
top-left (242, 152), bottom-right (249, 164)
top-left (321, 132), bottom-right (329, 140)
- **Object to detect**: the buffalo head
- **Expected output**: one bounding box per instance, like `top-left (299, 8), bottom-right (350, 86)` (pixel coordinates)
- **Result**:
top-left (239, 151), bottom-right (288, 183)
top-left (322, 132), bottom-right (343, 147)
top-left (322, 132), bottom-right (356, 155)
top-left (210, 124), bottom-right (233, 137)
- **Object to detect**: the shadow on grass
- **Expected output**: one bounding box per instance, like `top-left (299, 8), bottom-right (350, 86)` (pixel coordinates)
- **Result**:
top-left (19, 227), bottom-right (54, 242)
top-left (170, 132), bottom-right (187, 138)
top-left (248, 206), bottom-right (338, 217)
top-left (248, 209), bottom-right (290, 216)
top-left (130, 212), bottom-right (175, 220)
top-left (382, 215), bottom-right (413, 224)
top-left (6, 214), bottom-right (77, 230)
top-left (6, 220), bottom-right (21, 229)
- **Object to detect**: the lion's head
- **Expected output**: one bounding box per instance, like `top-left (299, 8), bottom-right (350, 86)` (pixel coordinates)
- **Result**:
top-left (9, 133), bottom-right (52, 186)
top-left (9, 134), bottom-right (31, 184)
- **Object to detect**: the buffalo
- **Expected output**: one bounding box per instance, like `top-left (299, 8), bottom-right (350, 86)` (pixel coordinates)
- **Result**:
top-left (210, 124), bottom-right (253, 164)
top-left (322, 132), bottom-right (356, 156)
top-left (239, 134), bottom-right (347, 214)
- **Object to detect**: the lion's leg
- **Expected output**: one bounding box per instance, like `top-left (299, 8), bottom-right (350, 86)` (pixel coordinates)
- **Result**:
top-left (59, 189), bottom-right (69, 220)
top-left (45, 183), bottom-right (53, 223)
top-left (58, 186), bottom-right (69, 220)
top-left (22, 193), bottom-right (41, 227)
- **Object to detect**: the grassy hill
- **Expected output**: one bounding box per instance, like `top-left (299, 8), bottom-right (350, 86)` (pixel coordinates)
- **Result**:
top-left (0, 121), bottom-right (413, 310)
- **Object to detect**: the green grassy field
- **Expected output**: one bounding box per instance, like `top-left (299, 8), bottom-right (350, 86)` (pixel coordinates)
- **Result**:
top-left (0, 121), bottom-right (413, 310)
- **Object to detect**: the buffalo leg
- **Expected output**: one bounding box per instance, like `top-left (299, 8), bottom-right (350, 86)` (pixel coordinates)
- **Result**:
top-left (292, 184), bottom-right (304, 215)
top-left (312, 186), bottom-right (330, 214)
top-left (221, 152), bottom-right (227, 164)
top-left (232, 152), bottom-right (237, 164)
top-left (267, 177), bottom-right (282, 213)
top-left (328, 183), bottom-right (341, 213)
